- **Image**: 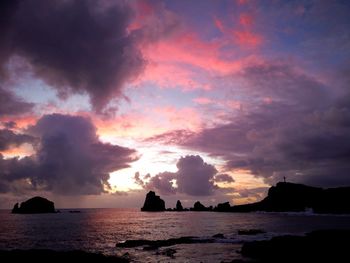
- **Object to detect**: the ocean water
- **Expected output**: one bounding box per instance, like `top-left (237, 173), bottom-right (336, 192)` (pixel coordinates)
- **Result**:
top-left (1, 209), bottom-right (350, 262)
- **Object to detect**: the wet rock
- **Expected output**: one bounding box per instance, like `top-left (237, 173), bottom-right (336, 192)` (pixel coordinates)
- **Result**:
top-left (116, 236), bottom-right (214, 249)
top-left (238, 229), bottom-right (265, 235)
top-left (0, 249), bottom-right (129, 262)
top-left (240, 229), bottom-right (350, 262)
top-left (162, 248), bottom-right (176, 258)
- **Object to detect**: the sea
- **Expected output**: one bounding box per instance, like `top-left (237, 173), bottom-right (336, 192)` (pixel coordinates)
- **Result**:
top-left (1, 209), bottom-right (350, 262)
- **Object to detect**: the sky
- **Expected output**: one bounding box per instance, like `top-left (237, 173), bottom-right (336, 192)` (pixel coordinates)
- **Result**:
top-left (1, 0), bottom-right (350, 209)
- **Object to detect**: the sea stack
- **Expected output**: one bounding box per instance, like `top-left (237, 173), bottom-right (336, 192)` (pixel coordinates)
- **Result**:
top-left (141, 191), bottom-right (165, 212)
top-left (176, 200), bottom-right (183, 211)
top-left (12, 196), bottom-right (56, 214)
top-left (192, 201), bottom-right (208, 211)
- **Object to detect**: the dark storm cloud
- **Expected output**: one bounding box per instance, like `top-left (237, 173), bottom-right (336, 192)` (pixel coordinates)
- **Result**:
top-left (136, 155), bottom-right (220, 196)
top-left (148, 61), bottom-right (350, 187)
top-left (144, 171), bottom-right (177, 196)
top-left (0, 114), bottom-right (138, 195)
top-left (0, 0), bottom-right (145, 111)
top-left (0, 86), bottom-right (33, 116)
top-left (0, 129), bottom-right (35, 151)
top-left (176, 155), bottom-right (218, 196)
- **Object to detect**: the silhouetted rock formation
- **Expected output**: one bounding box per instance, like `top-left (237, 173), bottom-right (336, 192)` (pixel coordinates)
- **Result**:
top-left (0, 250), bottom-right (129, 263)
top-left (175, 200), bottom-right (183, 211)
top-left (214, 202), bottom-right (231, 212)
top-left (239, 229), bottom-right (350, 263)
top-left (116, 236), bottom-right (214, 249)
top-left (191, 201), bottom-right (209, 211)
top-left (141, 191), bottom-right (165, 212)
top-left (12, 196), bottom-right (55, 214)
top-left (231, 182), bottom-right (350, 214)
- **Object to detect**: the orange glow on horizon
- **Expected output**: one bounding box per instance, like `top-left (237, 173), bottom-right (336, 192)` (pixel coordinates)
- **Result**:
top-left (1, 143), bottom-right (35, 159)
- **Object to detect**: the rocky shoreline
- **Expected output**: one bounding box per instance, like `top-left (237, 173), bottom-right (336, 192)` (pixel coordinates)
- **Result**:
top-left (233, 229), bottom-right (350, 263)
top-left (0, 250), bottom-right (129, 263)
top-left (2, 229), bottom-right (349, 262)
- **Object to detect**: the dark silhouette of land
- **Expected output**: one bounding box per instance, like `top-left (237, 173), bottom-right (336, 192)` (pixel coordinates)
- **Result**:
top-left (231, 182), bottom-right (350, 214)
top-left (233, 229), bottom-right (350, 263)
top-left (0, 250), bottom-right (129, 263)
top-left (141, 191), bottom-right (165, 211)
top-left (12, 196), bottom-right (56, 214)
top-left (142, 182), bottom-right (350, 214)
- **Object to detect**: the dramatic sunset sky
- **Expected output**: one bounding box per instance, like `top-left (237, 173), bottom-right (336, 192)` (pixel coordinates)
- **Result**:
top-left (1, 0), bottom-right (349, 208)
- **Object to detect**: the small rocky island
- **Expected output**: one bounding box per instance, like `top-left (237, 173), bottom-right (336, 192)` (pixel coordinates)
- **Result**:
top-left (12, 196), bottom-right (56, 214)
top-left (141, 191), bottom-right (165, 211)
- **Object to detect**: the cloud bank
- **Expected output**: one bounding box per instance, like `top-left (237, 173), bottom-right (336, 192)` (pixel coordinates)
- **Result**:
top-left (148, 61), bottom-right (350, 188)
top-left (0, 0), bottom-right (145, 111)
top-left (135, 155), bottom-right (234, 196)
top-left (0, 114), bottom-right (137, 195)
top-left (0, 86), bottom-right (33, 116)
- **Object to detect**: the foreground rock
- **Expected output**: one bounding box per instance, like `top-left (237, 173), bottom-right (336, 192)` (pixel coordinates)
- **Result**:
top-left (231, 182), bottom-right (350, 214)
top-left (238, 229), bottom-right (265, 235)
top-left (12, 196), bottom-right (56, 214)
top-left (116, 236), bottom-right (214, 249)
top-left (237, 229), bottom-right (350, 263)
top-left (141, 191), bottom-right (165, 211)
top-left (0, 250), bottom-right (129, 263)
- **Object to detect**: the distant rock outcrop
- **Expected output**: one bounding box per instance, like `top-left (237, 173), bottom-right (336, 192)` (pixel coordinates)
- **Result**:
top-left (191, 201), bottom-right (212, 211)
top-left (12, 196), bottom-right (56, 214)
top-left (214, 202), bottom-right (231, 212)
top-left (175, 200), bottom-right (183, 211)
top-left (141, 191), bottom-right (165, 212)
top-left (231, 182), bottom-right (350, 214)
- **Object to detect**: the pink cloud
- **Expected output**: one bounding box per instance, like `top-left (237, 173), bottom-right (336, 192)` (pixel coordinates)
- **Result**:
top-left (137, 62), bottom-right (210, 91)
top-left (91, 105), bottom-right (203, 141)
top-left (153, 106), bottom-right (203, 131)
top-left (143, 33), bottom-right (242, 74)
top-left (128, 2), bottom-right (250, 90)
top-left (234, 30), bottom-right (262, 47)
top-left (130, 0), bottom-right (263, 91)
top-left (214, 17), bottom-right (262, 48)
top-left (136, 32), bottom-right (249, 90)
top-left (0, 115), bottom-right (38, 130)
top-left (239, 14), bottom-right (253, 26)
top-left (237, 0), bottom-right (249, 5)
top-left (193, 97), bottom-right (214, 105)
